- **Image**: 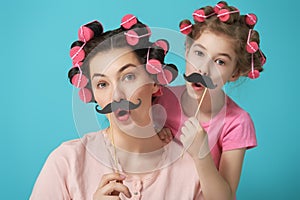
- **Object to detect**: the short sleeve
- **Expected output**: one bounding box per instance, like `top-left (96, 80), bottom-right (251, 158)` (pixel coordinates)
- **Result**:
top-left (30, 145), bottom-right (71, 200)
top-left (222, 111), bottom-right (257, 151)
top-left (152, 86), bottom-right (184, 137)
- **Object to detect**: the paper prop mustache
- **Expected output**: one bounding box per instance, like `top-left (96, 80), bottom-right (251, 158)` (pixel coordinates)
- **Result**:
top-left (95, 99), bottom-right (142, 114)
top-left (183, 73), bottom-right (217, 89)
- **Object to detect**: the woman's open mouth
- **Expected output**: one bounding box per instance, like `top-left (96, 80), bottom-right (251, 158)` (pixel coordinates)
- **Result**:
top-left (114, 109), bottom-right (130, 121)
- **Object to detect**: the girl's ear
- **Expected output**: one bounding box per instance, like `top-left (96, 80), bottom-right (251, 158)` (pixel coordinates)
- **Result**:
top-left (229, 69), bottom-right (240, 82)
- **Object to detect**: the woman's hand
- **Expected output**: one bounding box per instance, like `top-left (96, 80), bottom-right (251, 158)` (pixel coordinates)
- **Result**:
top-left (180, 117), bottom-right (209, 159)
top-left (157, 127), bottom-right (173, 144)
top-left (93, 173), bottom-right (131, 200)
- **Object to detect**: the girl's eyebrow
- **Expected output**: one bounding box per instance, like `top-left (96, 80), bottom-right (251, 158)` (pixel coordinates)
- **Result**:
top-left (193, 44), bottom-right (232, 61)
top-left (218, 53), bottom-right (232, 61)
top-left (92, 64), bottom-right (137, 79)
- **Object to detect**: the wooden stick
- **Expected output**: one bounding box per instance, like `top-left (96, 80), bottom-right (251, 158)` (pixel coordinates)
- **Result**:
top-left (107, 114), bottom-right (119, 173)
top-left (194, 88), bottom-right (207, 117)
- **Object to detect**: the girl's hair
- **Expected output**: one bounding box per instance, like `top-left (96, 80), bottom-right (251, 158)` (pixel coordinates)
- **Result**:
top-left (180, 1), bottom-right (266, 79)
top-left (68, 15), bottom-right (178, 103)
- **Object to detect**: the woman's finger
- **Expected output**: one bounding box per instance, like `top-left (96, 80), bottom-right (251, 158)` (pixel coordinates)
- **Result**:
top-left (98, 173), bottom-right (126, 189)
top-left (101, 181), bottom-right (132, 198)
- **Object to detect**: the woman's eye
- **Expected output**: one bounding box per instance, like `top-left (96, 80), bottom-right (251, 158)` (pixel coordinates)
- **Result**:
top-left (123, 74), bottom-right (135, 81)
top-left (194, 50), bottom-right (204, 56)
top-left (216, 59), bottom-right (225, 66)
top-left (97, 82), bottom-right (107, 88)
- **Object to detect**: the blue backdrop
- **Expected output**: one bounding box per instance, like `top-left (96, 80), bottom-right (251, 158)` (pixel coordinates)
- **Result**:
top-left (1, 0), bottom-right (299, 199)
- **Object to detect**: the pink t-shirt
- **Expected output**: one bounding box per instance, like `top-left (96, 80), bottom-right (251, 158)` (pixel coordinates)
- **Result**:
top-left (30, 130), bottom-right (202, 200)
top-left (153, 85), bottom-right (257, 168)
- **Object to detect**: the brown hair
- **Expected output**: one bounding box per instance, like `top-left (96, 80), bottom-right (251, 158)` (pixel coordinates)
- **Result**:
top-left (181, 1), bottom-right (266, 77)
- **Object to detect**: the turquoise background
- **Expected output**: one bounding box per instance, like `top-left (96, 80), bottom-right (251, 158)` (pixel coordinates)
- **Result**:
top-left (1, 0), bottom-right (299, 199)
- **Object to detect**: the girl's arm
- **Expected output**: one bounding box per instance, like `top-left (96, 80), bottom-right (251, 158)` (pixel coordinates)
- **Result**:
top-left (193, 148), bottom-right (245, 200)
top-left (181, 117), bottom-right (245, 200)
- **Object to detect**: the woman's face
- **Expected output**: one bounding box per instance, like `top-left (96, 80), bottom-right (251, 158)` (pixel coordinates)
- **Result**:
top-left (185, 30), bottom-right (238, 99)
top-left (89, 47), bottom-right (158, 129)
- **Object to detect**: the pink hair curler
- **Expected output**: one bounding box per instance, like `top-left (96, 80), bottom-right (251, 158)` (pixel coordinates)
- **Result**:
top-left (248, 53), bottom-right (260, 79)
top-left (245, 13), bottom-right (257, 26)
top-left (78, 88), bottom-right (93, 103)
top-left (248, 69), bottom-right (260, 79)
top-left (154, 39), bottom-right (169, 55)
top-left (125, 29), bottom-right (151, 46)
top-left (71, 73), bottom-right (88, 88)
top-left (217, 8), bottom-right (239, 22)
top-left (193, 9), bottom-right (215, 22)
top-left (70, 45), bottom-right (85, 64)
top-left (157, 69), bottom-right (173, 85)
top-left (246, 29), bottom-right (259, 53)
top-left (213, 2), bottom-right (226, 13)
top-left (193, 9), bottom-right (206, 22)
top-left (146, 59), bottom-right (163, 74)
top-left (78, 26), bottom-right (94, 42)
top-left (179, 21), bottom-right (192, 35)
top-left (78, 21), bottom-right (103, 42)
top-left (246, 41), bottom-right (259, 53)
top-left (121, 14), bottom-right (138, 29)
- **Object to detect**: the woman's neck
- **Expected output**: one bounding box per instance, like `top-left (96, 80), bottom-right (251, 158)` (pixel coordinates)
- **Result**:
top-left (107, 125), bottom-right (164, 153)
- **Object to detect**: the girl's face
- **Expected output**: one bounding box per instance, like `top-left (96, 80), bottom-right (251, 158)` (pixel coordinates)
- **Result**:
top-left (185, 30), bottom-right (238, 99)
top-left (89, 47), bottom-right (158, 128)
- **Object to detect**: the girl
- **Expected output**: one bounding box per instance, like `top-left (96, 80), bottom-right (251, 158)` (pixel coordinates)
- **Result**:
top-left (155, 1), bottom-right (266, 199)
top-left (30, 15), bottom-right (202, 200)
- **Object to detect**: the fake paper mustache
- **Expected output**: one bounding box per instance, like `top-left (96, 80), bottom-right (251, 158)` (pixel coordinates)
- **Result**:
top-left (95, 99), bottom-right (142, 114)
top-left (183, 73), bottom-right (217, 89)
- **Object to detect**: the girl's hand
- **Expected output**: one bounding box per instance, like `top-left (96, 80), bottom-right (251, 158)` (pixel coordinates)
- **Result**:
top-left (157, 127), bottom-right (173, 144)
top-left (180, 117), bottom-right (209, 159)
top-left (93, 173), bottom-right (131, 200)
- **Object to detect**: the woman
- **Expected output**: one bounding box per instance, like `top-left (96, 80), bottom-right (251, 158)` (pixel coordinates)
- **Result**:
top-left (30, 15), bottom-right (201, 200)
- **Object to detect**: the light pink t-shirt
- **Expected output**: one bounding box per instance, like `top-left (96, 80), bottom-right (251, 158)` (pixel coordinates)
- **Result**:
top-left (153, 85), bottom-right (257, 168)
top-left (30, 130), bottom-right (202, 200)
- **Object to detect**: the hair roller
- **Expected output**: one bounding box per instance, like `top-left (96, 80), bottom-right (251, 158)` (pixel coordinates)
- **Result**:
top-left (78, 20), bottom-right (103, 42)
top-left (71, 73), bottom-right (89, 88)
top-left (70, 41), bottom-right (85, 64)
top-left (245, 13), bottom-right (257, 27)
top-left (213, 1), bottom-right (227, 13)
top-left (125, 26), bottom-right (151, 46)
top-left (248, 54), bottom-right (260, 79)
top-left (153, 39), bottom-right (169, 55)
top-left (217, 6), bottom-right (240, 23)
top-left (155, 64), bottom-right (178, 85)
top-left (193, 6), bottom-right (215, 23)
top-left (78, 88), bottom-right (93, 103)
top-left (246, 29), bottom-right (259, 53)
top-left (156, 68), bottom-right (173, 85)
top-left (193, 9), bottom-right (206, 22)
top-left (179, 19), bottom-right (192, 35)
top-left (121, 14), bottom-right (138, 29)
top-left (146, 59), bottom-right (163, 74)
top-left (259, 49), bottom-right (266, 66)
top-left (165, 64), bottom-right (178, 82)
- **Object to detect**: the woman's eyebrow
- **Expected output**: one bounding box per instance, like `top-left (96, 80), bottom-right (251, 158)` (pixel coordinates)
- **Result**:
top-left (92, 64), bottom-right (137, 80)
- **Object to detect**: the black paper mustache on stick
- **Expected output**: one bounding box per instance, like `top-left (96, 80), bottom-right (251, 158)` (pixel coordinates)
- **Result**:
top-left (95, 99), bottom-right (142, 114)
top-left (183, 73), bottom-right (217, 89)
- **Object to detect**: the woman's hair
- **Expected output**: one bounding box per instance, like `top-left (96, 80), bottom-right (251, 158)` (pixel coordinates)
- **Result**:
top-left (179, 1), bottom-right (266, 79)
top-left (68, 15), bottom-right (178, 103)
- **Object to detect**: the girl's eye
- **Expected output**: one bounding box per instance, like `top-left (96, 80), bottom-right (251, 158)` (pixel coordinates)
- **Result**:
top-left (216, 59), bottom-right (225, 66)
top-left (97, 82), bottom-right (107, 89)
top-left (123, 73), bottom-right (135, 81)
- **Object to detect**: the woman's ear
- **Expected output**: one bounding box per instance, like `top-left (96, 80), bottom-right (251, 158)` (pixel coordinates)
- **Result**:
top-left (152, 83), bottom-right (163, 97)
